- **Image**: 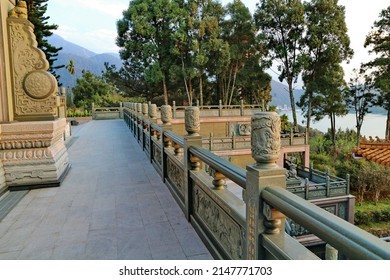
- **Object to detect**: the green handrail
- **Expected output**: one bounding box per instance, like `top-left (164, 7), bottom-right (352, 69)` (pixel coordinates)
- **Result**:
top-left (262, 187), bottom-right (390, 260)
top-left (189, 146), bottom-right (246, 189)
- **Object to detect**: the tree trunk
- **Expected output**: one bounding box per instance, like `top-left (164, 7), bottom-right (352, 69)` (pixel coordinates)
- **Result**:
top-left (330, 112), bottom-right (336, 149)
top-left (163, 76), bottom-right (168, 105)
top-left (386, 105), bottom-right (390, 140)
top-left (199, 75), bottom-right (203, 107)
top-left (306, 92), bottom-right (312, 133)
top-left (287, 78), bottom-right (298, 131)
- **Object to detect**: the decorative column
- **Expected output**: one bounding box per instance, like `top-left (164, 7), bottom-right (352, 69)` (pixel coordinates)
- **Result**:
top-left (160, 105), bottom-right (172, 182)
top-left (183, 106), bottom-right (202, 220)
top-left (0, 2), bottom-right (70, 191)
top-left (141, 103), bottom-right (149, 150)
top-left (244, 111), bottom-right (286, 259)
top-left (148, 104), bottom-right (158, 163)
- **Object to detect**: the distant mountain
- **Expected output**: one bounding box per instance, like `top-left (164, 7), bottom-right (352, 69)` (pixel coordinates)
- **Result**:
top-left (47, 34), bottom-right (122, 88)
top-left (270, 80), bottom-right (304, 108)
top-left (47, 34), bottom-right (304, 105)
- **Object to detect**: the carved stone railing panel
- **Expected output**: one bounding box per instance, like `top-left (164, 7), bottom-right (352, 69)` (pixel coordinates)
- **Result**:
top-left (151, 139), bottom-right (162, 170)
top-left (193, 184), bottom-right (245, 259)
top-left (166, 156), bottom-right (185, 199)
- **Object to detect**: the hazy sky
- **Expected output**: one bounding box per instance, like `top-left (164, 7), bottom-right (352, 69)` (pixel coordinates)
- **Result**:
top-left (46, 0), bottom-right (389, 84)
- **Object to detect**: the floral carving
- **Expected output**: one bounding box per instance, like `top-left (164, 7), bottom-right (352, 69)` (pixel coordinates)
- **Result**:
top-left (8, 17), bottom-right (58, 119)
top-left (251, 112), bottom-right (281, 165)
top-left (23, 70), bottom-right (57, 99)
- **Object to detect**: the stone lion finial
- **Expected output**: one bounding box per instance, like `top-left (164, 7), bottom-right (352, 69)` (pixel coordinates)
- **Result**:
top-left (9, 1), bottom-right (28, 19)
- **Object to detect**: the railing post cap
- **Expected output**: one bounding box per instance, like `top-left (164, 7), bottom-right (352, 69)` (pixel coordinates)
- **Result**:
top-left (185, 106), bottom-right (200, 136)
top-left (251, 111), bottom-right (281, 167)
top-left (161, 105), bottom-right (172, 125)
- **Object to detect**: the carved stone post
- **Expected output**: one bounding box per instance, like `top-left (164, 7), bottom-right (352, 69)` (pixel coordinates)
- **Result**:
top-left (244, 111), bottom-right (286, 259)
top-left (325, 244), bottom-right (338, 260)
top-left (148, 104), bottom-right (158, 163)
top-left (140, 103), bottom-right (149, 150)
top-left (184, 106), bottom-right (200, 136)
top-left (142, 103), bottom-right (148, 117)
top-left (160, 105), bottom-right (172, 183)
top-left (183, 106), bottom-right (202, 220)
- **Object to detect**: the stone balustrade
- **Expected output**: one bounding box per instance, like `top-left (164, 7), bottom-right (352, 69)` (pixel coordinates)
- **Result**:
top-left (122, 102), bottom-right (390, 260)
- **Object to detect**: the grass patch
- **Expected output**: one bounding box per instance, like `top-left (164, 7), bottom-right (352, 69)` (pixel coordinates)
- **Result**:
top-left (355, 200), bottom-right (390, 212)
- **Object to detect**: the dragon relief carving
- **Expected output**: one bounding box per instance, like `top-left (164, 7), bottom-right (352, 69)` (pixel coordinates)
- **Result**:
top-left (185, 107), bottom-right (200, 135)
top-left (167, 158), bottom-right (184, 196)
top-left (153, 144), bottom-right (162, 165)
top-left (193, 185), bottom-right (244, 259)
top-left (251, 112), bottom-right (281, 164)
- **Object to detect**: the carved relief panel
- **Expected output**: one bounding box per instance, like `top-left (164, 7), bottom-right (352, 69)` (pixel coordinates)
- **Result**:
top-left (7, 7), bottom-right (58, 121)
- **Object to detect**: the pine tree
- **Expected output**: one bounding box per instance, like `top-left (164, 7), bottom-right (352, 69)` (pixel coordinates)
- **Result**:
top-left (25, 0), bottom-right (64, 83)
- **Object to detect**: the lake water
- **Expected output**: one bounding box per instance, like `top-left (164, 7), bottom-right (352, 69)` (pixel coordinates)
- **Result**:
top-left (283, 111), bottom-right (387, 138)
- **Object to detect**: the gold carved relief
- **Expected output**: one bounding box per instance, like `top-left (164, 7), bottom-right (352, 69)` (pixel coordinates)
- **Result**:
top-left (7, 10), bottom-right (58, 120)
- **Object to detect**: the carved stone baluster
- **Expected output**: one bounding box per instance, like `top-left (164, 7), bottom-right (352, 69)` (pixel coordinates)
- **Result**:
top-left (163, 135), bottom-right (172, 148)
top-left (212, 170), bottom-right (226, 190)
top-left (190, 154), bottom-right (201, 171)
top-left (174, 142), bottom-right (183, 156)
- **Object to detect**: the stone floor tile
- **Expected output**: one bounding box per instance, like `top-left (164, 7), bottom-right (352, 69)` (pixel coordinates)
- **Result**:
top-left (51, 241), bottom-right (86, 260)
top-left (0, 250), bottom-right (21, 260)
top-left (85, 229), bottom-right (118, 260)
top-left (174, 228), bottom-right (210, 257)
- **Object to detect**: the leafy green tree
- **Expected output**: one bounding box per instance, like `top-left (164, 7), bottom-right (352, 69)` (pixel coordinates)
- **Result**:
top-left (173, 0), bottom-right (226, 105)
top-left (298, 0), bottom-right (353, 134)
top-left (26, 0), bottom-right (64, 82)
top-left (364, 6), bottom-right (390, 139)
top-left (66, 59), bottom-right (75, 76)
top-left (236, 55), bottom-right (271, 107)
top-left (218, 0), bottom-right (262, 105)
top-left (254, 0), bottom-right (305, 131)
top-left (310, 63), bottom-right (348, 147)
top-left (73, 70), bottom-right (118, 111)
top-left (345, 69), bottom-right (376, 144)
top-left (116, 0), bottom-right (181, 105)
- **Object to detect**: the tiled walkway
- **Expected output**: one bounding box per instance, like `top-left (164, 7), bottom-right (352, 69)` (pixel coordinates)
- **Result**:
top-left (0, 120), bottom-right (212, 260)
